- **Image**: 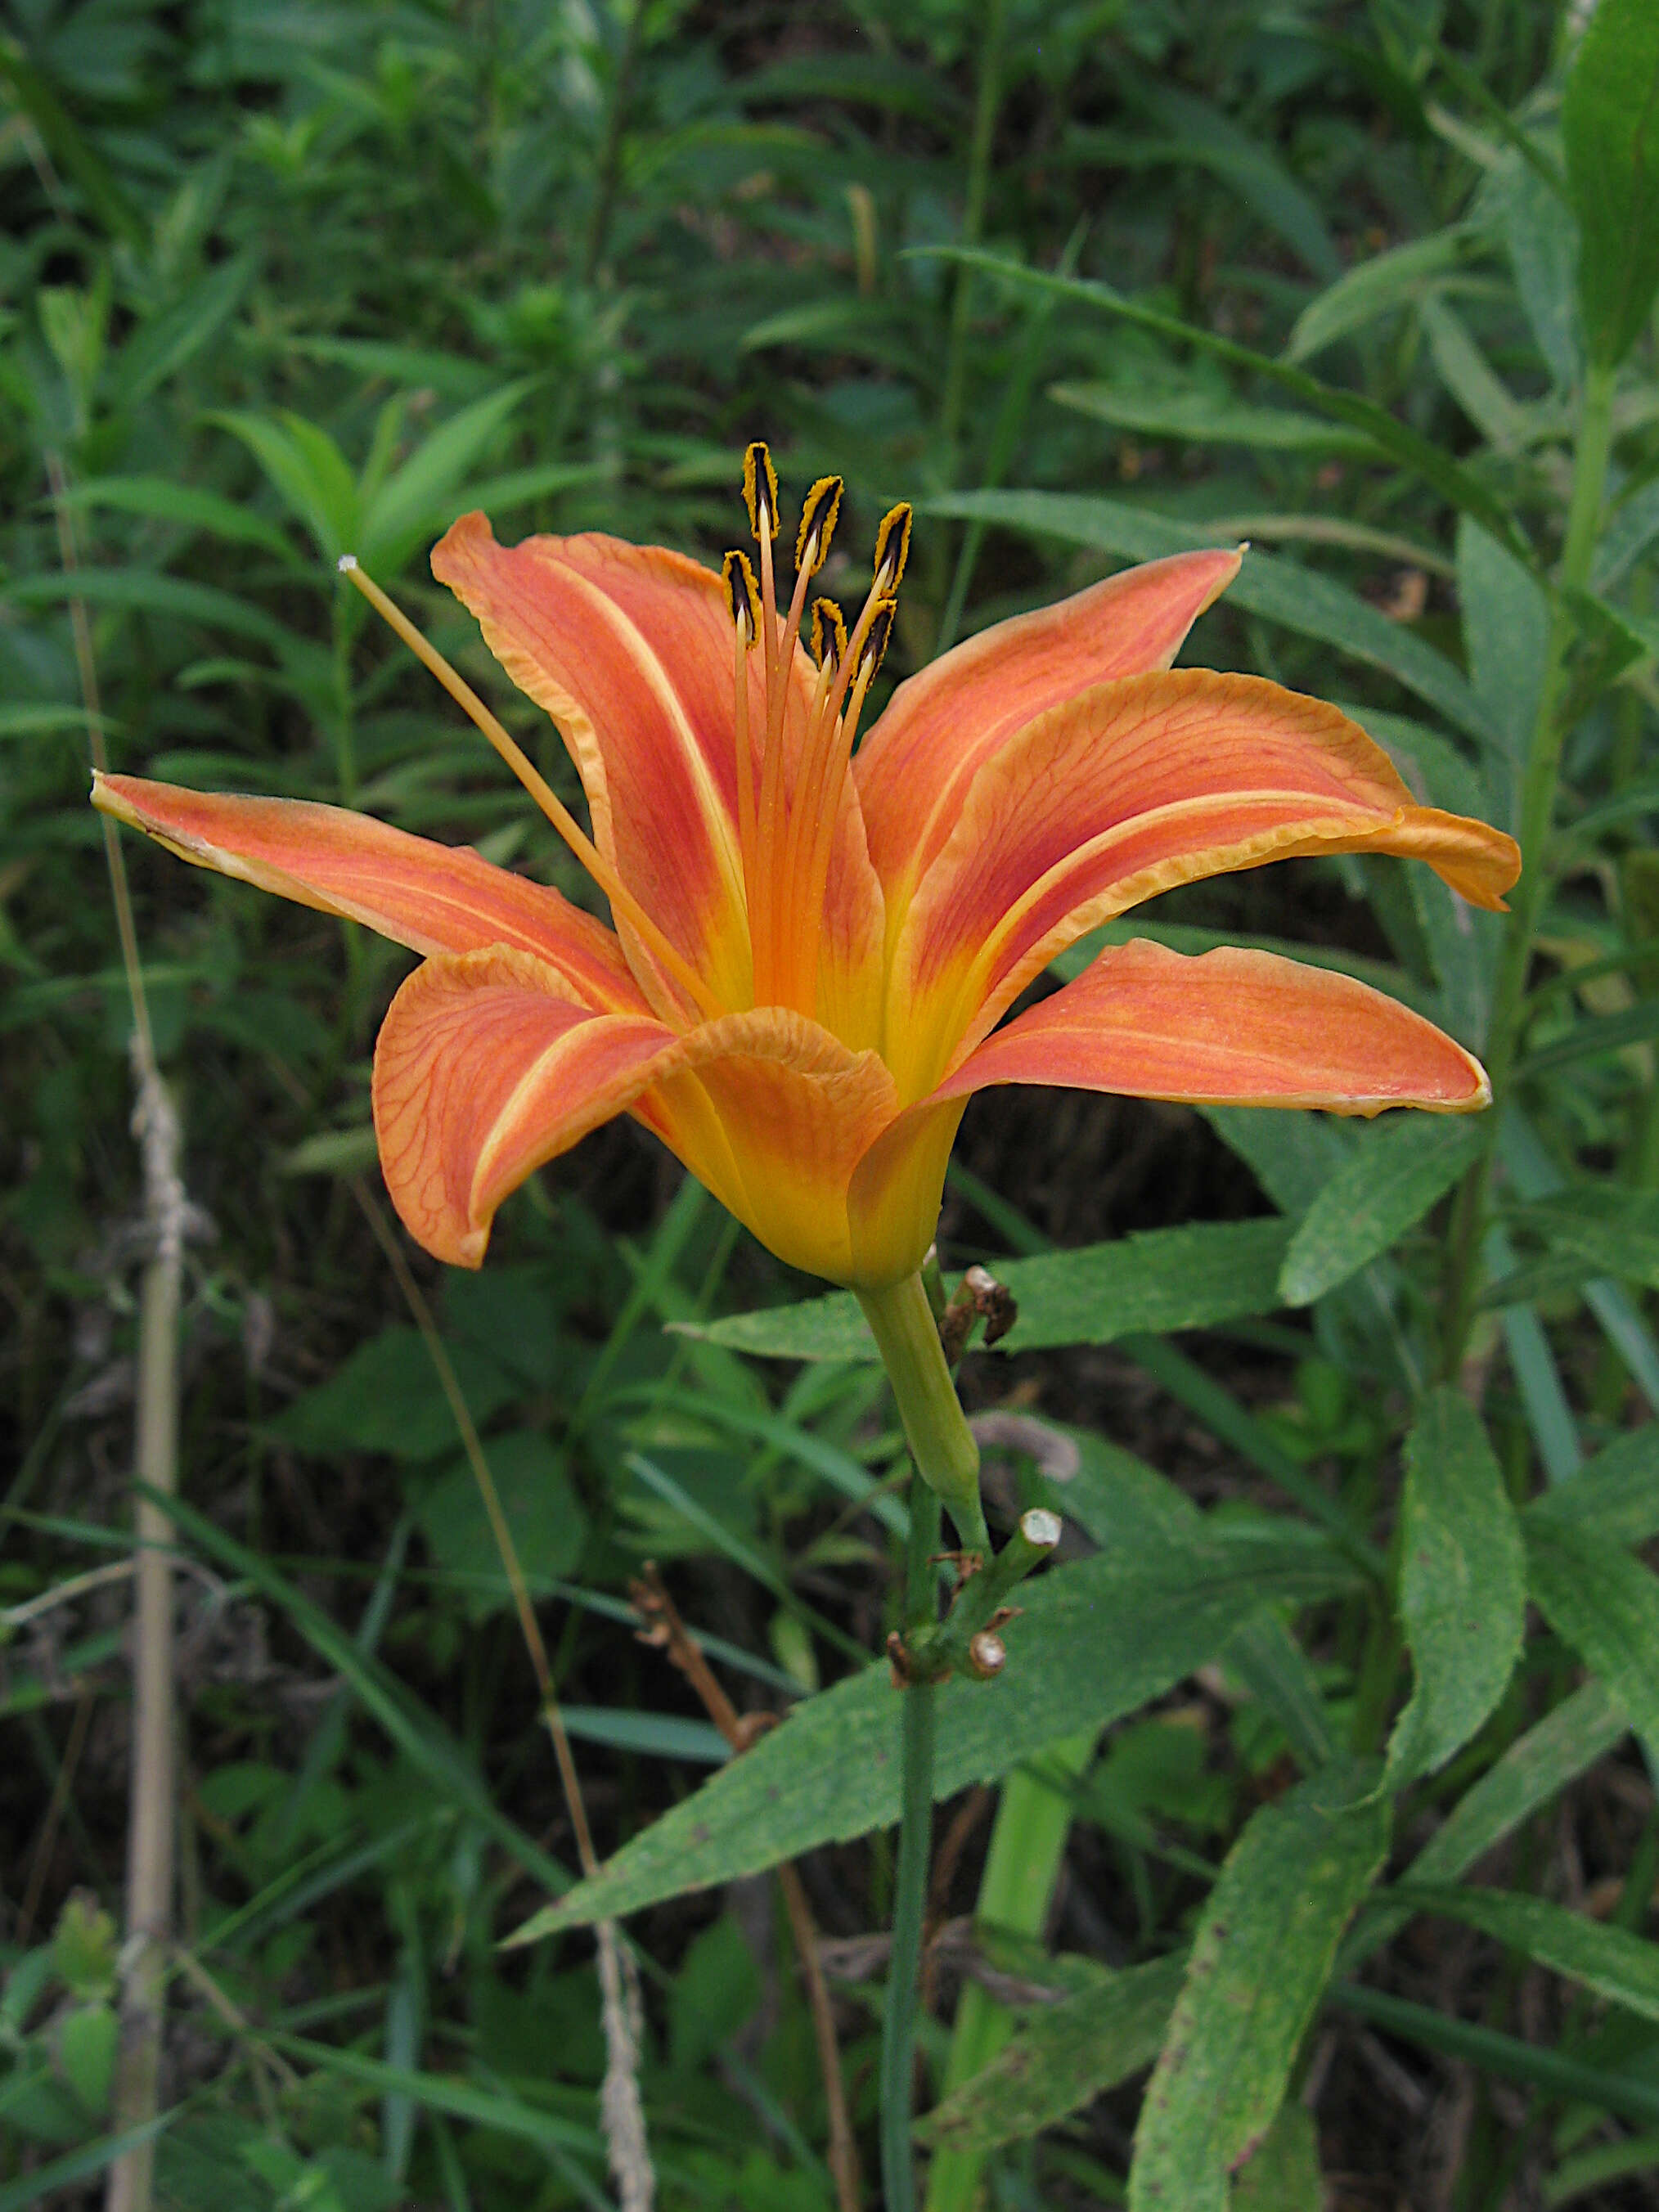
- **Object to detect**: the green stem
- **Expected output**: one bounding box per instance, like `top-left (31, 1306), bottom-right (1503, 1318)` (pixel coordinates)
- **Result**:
top-left (858, 1275), bottom-right (987, 1553)
top-left (1440, 358), bottom-right (1616, 1375)
top-left (881, 1483), bottom-right (941, 2212)
top-left (924, 1733), bottom-right (1096, 2212)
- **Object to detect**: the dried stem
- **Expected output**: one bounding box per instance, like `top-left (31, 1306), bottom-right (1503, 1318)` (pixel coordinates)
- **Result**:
top-left (632, 1565), bottom-right (862, 2212)
top-left (353, 1182), bottom-right (654, 2212)
top-left (52, 450), bottom-right (185, 2212)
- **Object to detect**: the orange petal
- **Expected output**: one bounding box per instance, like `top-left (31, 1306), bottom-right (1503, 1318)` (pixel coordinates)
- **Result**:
top-left (431, 513), bottom-right (888, 1034)
top-left (93, 770), bottom-right (646, 1013)
top-left (374, 950), bottom-right (684, 1265)
top-left (639, 1010), bottom-right (901, 1284)
top-left (933, 938), bottom-right (1490, 1112)
top-left (852, 548), bottom-right (1241, 919)
top-left (374, 946), bottom-right (901, 1280)
top-left (883, 671), bottom-right (1521, 1099)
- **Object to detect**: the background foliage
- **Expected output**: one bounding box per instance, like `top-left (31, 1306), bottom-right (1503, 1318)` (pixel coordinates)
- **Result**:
top-left (6, 0), bottom-right (1659, 2205)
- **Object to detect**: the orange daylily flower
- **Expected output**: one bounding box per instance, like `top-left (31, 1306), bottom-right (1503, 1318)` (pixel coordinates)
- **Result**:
top-left (95, 448), bottom-right (1519, 1289)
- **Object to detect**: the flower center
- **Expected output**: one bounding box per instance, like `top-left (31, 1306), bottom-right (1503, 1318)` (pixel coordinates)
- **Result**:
top-left (723, 441), bottom-right (909, 1022)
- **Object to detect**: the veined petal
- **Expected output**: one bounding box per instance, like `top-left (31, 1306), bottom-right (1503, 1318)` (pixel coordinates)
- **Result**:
top-left (374, 947), bottom-right (901, 1281)
top-left (433, 514), bottom-right (753, 1007)
top-left (852, 549), bottom-right (1241, 922)
top-left (639, 1009), bottom-right (901, 1284)
top-left (883, 670), bottom-right (1521, 1099)
top-left (933, 939), bottom-right (1490, 1113)
top-left (431, 514), bottom-right (888, 1034)
top-left (93, 770), bottom-right (645, 1013)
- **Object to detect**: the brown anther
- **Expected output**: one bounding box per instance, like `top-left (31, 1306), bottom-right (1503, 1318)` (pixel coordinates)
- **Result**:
top-left (811, 596), bottom-right (847, 677)
top-left (795, 476), bottom-right (843, 578)
top-left (723, 548), bottom-right (760, 646)
top-left (855, 598), bottom-right (896, 685)
top-left (871, 501), bottom-right (912, 596)
top-left (743, 440), bottom-right (779, 540)
top-left (967, 1630), bottom-right (1007, 1681)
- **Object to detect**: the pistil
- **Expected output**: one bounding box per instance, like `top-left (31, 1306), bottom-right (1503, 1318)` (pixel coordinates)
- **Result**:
top-left (339, 555), bottom-right (722, 1025)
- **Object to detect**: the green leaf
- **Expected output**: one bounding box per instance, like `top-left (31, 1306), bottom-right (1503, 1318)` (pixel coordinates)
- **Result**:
top-left (1285, 227), bottom-right (1475, 362)
top-left (359, 380), bottom-right (537, 565)
top-left (916, 1953), bottom-right (1185, 2155)
top-left (1387, 1389), bottom-right (1525, 1784)
top-left (1050, 381), bottom-right (1368, 452)
top-left (56, 474), bottom-right (298, 563)
top-left (1457, 515), bottom-right (1548, 799)
top-left (510, 1535), bottom-right (1355, 1941)
top-left (1279, 1117), bottom-right (1487, 1307)
top-left (1231, 2104), bottom-right (1324, 2212)
top-left (1526, 1424), bottom-right (1659, 1548)
top-left (1562, 0), bottom-right (1659, 367)
top-left (1525, 1517), bottom-right (1659, 1742)
top-left (411, 1431), bottom-right (588, 1621)
top-left (212, 410), bottom-right (361, 560)
top-left (924, 490), bottom-right (1502, 751)
top-left (1515, 1186), bottom-right (1659, 1290)
top-left (1399, 1885), bottom-right (1659, 2024)
top-left (1519, 1001), bottom-right (1659, 1077)
top-left (922, 251), bottom-right (1534, 567)
top-left (1131, 85), bottom-right (1341, 281)
top-left (58, 2003), bottom-right (117, 2113)
top-left (1127, 1764), bottom-right (1389, 2211)
top-left (683, 1218), bottom-right (1291, 1360)
top-left (272, 1325), bottom-right (519, 1459)
top-left (5, 569), bottom-right (294, 650)
top-left (1407, 1680), bottom-right (1625, 1891)
top-left (0, 2118), bottom-right (174, 2212)
top-left (1483, 145), bottom-right (1581, 393)
top-left (1418, 294), bottom-right (1537, 455)
top-left (117, 254), bottom-right (256, 403)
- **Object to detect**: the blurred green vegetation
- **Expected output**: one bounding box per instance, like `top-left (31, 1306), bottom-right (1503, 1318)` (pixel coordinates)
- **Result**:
top-left (7, 0), bottom-right (1659, 2206)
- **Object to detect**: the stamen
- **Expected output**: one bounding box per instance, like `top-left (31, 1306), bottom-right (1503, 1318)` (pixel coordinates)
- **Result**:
top-left (854, 599), bottom-right (895, 686)
top-left (794, 476), bottom-right (843, 578)
top-left (870, 502), bottom-right (912, 597)
top-left (742, 441), bottom-right (779, 543)
top-left (338, 555), bottom-right (721, 1024)
top-left (797, 600), bottom-right (894, 964)
top-left (749, 451), bottom-right (787, 1002)
top-left (723, 546), bottom-right (760, 647)
top-left (811, 597), bottom-right (847, 677)
top-left (722, 551), bottom-right (761, 930)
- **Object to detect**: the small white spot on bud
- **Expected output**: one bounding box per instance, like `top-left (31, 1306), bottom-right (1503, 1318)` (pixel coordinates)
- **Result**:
top-left (1020, 1508), bottom-right (1063, 1550)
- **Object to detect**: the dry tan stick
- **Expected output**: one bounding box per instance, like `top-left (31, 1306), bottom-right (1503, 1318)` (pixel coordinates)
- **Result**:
top-left (353, 1182), bottom-right (654, 2212)
top-left (632, 1567), bottom-right (862, 2212)
top-left (51, 455), bottom-right (184, 2212)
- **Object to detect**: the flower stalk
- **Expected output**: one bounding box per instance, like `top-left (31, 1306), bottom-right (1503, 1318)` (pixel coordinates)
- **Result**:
top-left (857, 1274), bottom-right (988, 1555)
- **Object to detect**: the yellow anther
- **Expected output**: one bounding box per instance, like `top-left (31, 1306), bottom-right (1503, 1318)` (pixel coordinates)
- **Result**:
top-left (810, 596), bottom-right (847, 677)
top-left (723, 550), bottom-right (761, 647)
top-left (742, 441), bottom-right (779, 541)
top-left (794, 476), bottom-right (843, 578)
top-left (871, 502), bottom-right (912, 596)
